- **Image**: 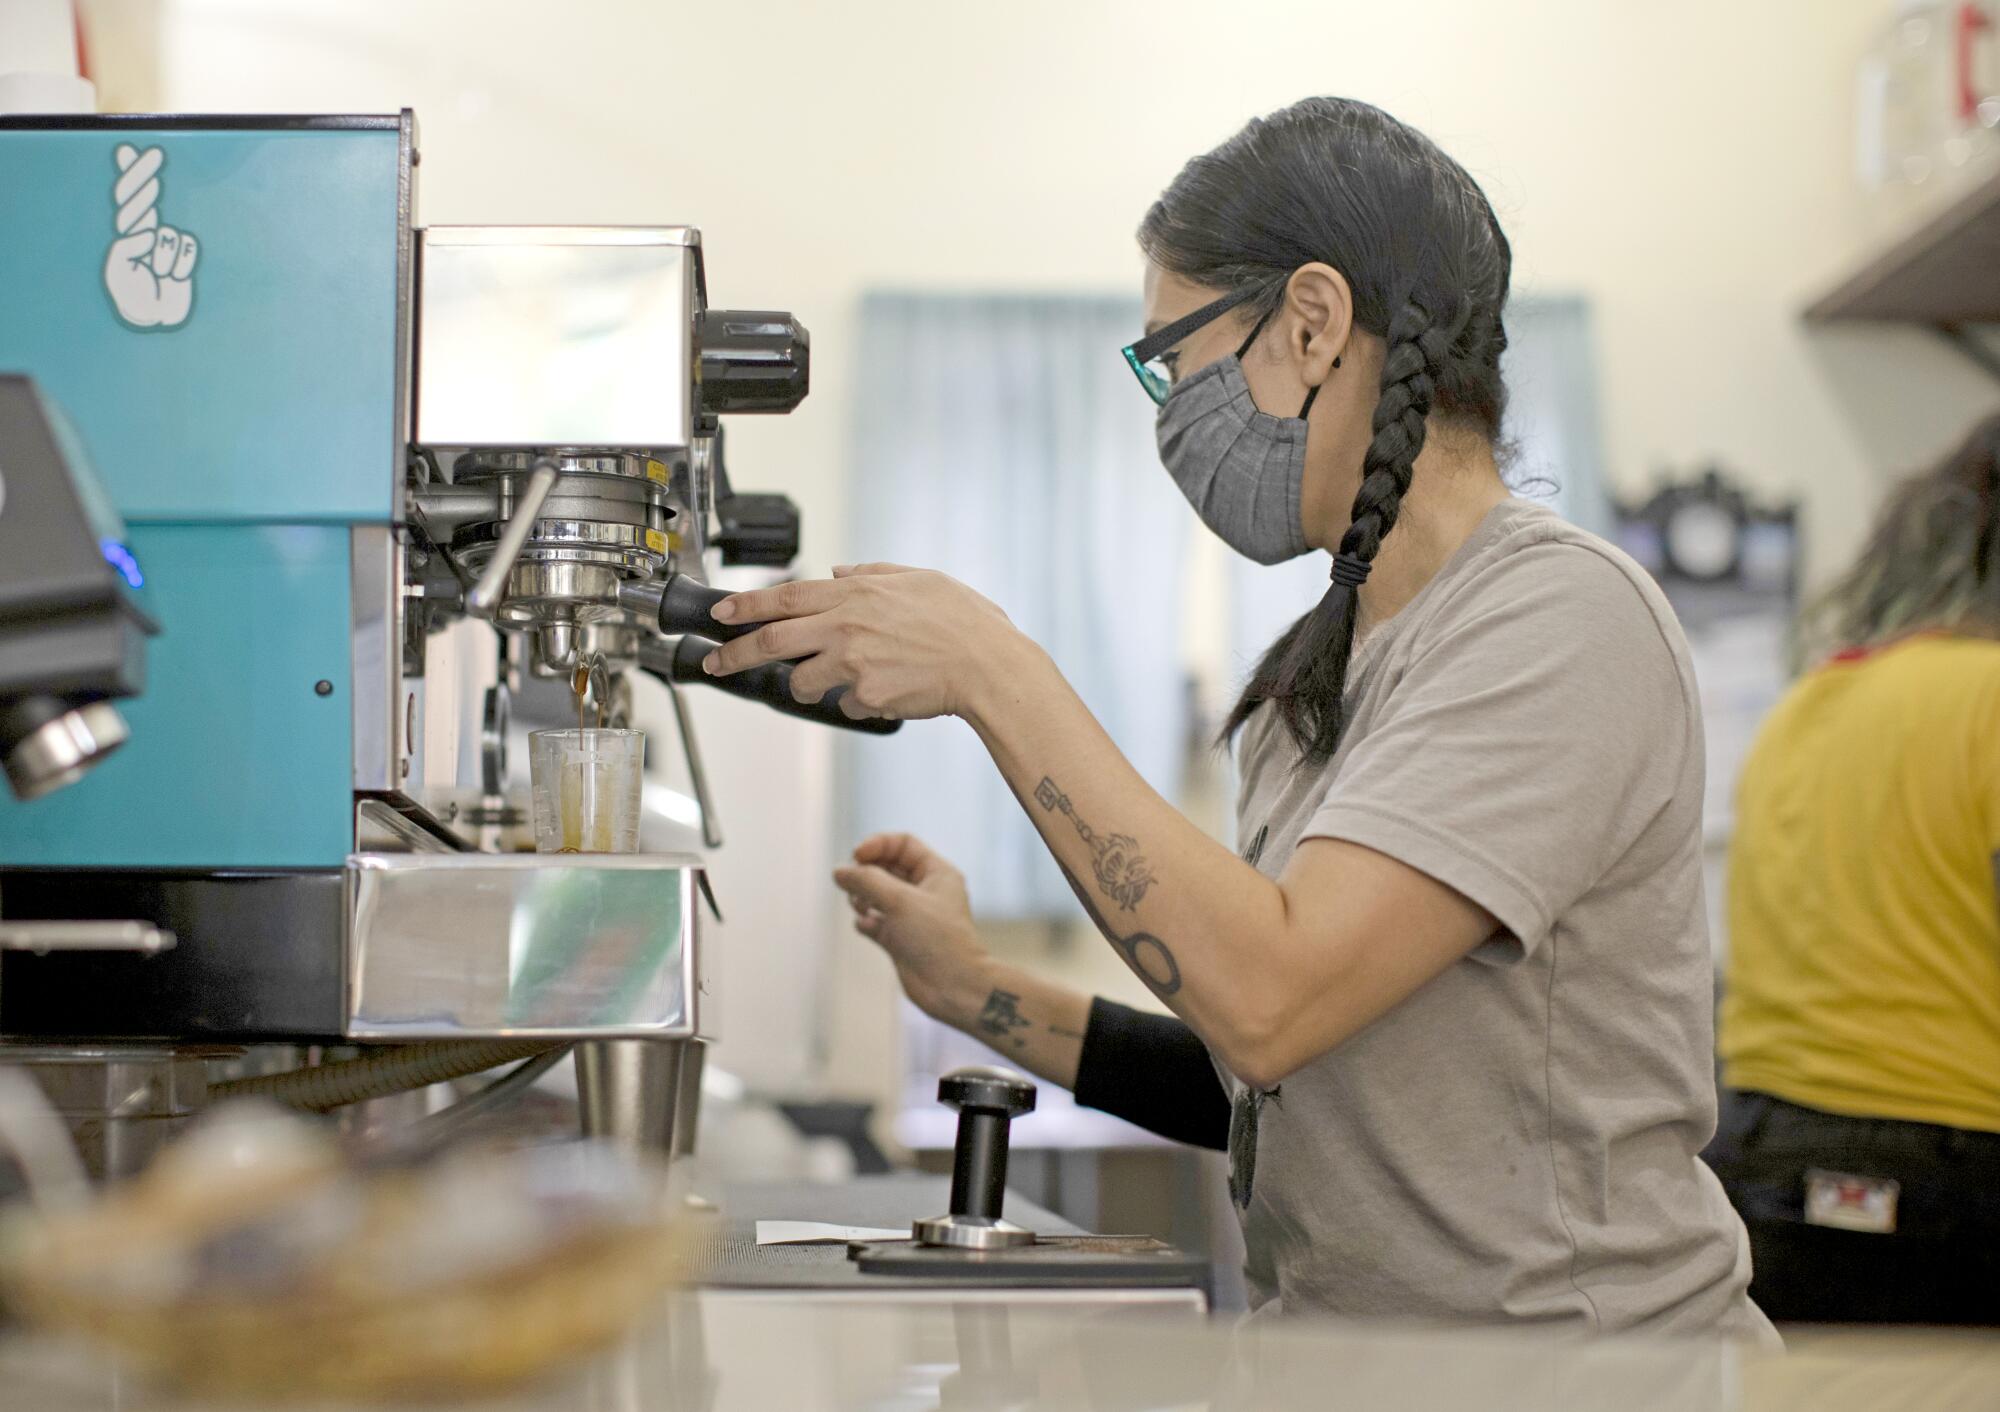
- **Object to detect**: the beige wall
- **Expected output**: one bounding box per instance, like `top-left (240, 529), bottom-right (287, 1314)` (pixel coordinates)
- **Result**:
top-left (104, 0), bottom-right (2000, 1117)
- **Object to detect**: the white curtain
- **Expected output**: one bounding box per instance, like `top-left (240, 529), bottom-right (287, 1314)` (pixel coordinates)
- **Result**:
top-left (843, 292), bottom-right (1191, 919)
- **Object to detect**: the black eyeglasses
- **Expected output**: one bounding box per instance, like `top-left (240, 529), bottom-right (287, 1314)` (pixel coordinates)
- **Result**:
top-left (1121, 283), bottom-right (1271, 406)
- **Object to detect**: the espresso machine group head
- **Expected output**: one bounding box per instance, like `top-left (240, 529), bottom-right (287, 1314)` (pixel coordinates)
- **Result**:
top-left (406, 229), bottom-right (780, 668)
top-left (402, 226), bottom-right (879, 735)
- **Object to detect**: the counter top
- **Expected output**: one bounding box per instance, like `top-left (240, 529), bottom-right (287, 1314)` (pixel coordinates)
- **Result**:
top-left (4, 1293), bottom-right (1999, 1411)
top-left (3, 1175), bottom-right (1994, 1409)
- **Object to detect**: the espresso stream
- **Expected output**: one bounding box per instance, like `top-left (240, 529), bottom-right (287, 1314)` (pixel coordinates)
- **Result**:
top-left (556, 659), bottom-right (608, 854)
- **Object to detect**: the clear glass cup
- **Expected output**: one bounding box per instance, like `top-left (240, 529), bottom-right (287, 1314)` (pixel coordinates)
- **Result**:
top-left (529, 728), bottom-right (644, 854)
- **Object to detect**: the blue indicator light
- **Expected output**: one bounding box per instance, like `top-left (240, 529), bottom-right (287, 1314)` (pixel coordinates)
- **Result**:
top-left (100, 539), bottom-right (144, 590)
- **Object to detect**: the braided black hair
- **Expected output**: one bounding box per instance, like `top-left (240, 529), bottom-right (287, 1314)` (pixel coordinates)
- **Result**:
top-left (1139, 98), bottom-right (1513, 765)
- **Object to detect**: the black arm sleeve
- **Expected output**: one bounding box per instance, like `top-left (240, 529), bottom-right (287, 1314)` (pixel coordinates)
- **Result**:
top-left (1071, 997), bottom-right (1229, 1151)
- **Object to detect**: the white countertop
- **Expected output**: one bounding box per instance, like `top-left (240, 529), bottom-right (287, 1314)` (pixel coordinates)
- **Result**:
top-left (4, 1293), bottom-right (1998, 1410)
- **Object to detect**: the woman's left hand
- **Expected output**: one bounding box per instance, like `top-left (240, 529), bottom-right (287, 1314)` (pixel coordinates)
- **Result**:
top-left (701, 563), bottom-right (1027, 722)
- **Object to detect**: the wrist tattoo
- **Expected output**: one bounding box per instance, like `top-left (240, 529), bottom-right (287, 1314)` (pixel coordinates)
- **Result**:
top-left (975, 988), bottom-right (1032, 1050)
top-left (1034, 776), bottom-right (1156, 910)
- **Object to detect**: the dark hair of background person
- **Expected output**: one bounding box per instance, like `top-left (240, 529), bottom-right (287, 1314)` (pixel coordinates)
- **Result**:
top-left (1139, 96), bottom-right (1514, 765)
top-left (1799, 413), bottom-right (2000, 663)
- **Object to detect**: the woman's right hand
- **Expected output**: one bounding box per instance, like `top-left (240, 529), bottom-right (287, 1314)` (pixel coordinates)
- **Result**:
top-left (834, 833), bottom-right (992, 1029)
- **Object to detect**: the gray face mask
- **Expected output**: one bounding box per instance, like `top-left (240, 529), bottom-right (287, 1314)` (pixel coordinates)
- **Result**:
top-left (1155, 353), bottom-right (1319, 565)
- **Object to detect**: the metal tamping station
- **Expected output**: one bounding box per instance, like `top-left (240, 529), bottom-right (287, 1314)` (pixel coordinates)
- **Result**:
top-left (841, 1066), bottom-right (1207, 1292)
top-left (912, 1066), bottom-right (1040, 1251)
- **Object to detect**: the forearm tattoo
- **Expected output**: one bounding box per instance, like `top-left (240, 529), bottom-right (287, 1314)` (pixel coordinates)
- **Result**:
top-left (1034, 777), bottom-right (1156, 910)
top-left (1002, 773), bottom-right (1183, 999)
top-left (1054, 859), bottom-right (1183, 997)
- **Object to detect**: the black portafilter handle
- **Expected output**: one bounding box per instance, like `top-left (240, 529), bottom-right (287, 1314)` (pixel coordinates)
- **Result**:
top-left (634, 635), bottom-right (900, 736)
top-left (940, 1066), bottom-right (1037, 1222)
top-left (623, 573), bottom-right (759, 643)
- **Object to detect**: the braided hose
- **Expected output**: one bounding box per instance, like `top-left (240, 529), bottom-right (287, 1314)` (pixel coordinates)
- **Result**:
top-left (207, 1041), bottom-right (556, 1114)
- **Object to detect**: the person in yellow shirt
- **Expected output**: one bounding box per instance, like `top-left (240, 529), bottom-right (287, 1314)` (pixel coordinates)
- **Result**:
top-left (1708, 414), bottom-right (2000, 1325)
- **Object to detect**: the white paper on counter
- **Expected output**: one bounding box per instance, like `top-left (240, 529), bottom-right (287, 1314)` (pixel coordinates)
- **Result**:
top-left (754, 1220), bottom-right (910, 1246)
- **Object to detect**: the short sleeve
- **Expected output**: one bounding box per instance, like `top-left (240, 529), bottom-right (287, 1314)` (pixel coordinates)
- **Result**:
top-left (1302, 543), bottom-right (1693, 960)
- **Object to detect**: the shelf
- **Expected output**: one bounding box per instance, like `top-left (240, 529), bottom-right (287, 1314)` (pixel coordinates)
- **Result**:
top-left (1806, 162), bottom-right (2000, 323)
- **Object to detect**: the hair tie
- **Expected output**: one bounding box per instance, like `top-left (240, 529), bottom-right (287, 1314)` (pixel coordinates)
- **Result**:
top-left (1329, 552), bottom-right (1372, 588)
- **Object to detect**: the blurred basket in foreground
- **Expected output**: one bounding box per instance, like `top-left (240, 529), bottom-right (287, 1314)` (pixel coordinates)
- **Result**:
top-left (0, 1102), bottom-right (701, 1399)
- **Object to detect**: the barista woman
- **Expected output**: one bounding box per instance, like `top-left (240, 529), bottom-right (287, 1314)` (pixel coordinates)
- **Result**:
top-left (701, 97), bottom-right (1771, 1338)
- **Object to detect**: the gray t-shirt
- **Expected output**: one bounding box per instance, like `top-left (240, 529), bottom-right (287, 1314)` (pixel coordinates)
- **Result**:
top-left (1229, 498), bottom-right (1770, 1340)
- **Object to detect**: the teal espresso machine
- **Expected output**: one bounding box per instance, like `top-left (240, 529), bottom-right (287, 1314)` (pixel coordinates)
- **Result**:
top-left (0, 112), bottom-right (888, 1173)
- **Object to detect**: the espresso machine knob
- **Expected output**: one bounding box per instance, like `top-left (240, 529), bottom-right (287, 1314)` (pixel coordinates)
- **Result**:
top-left (912, 1065), bottom-right (1037, 1250)
top-left (698, 309), bottom-right (810, 417)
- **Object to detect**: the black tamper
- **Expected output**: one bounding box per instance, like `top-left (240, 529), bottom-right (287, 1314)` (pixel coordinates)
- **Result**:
top-left (911, 1065), bottom-right (1037, 1250)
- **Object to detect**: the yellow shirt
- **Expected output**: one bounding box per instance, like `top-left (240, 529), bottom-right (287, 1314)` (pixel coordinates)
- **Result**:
top-left (1720, 634), bottom-right (2000, 1133)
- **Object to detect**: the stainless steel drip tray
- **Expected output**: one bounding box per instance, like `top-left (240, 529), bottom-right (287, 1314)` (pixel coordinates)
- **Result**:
top-left (346, 852), bottom-right (703, 1040)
